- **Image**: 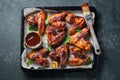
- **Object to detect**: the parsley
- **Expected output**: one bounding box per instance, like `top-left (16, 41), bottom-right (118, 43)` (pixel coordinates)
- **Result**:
top-left (48, 45), bottom-right (54, 52)
top-left (75, 26), bottom-right (82, 32)
top-left (29, 25), bottom-right (38, 31)
top-left (27, 59), bottom-right (34, 66)
top-left (85, 58), bottom-right (92, 65)
top-left (45, 18), bottom-right (49, 24)
top-left (64, 36), bottom-right (70, 44)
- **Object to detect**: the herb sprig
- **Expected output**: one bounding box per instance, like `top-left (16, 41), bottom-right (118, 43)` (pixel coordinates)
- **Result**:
top-left (64, 36), bottom-right (70, 44)
top-left (27, 59), bottom-right (34, 66)
top-left (85, 58), bottom-right (92, 65)
top-left (75, 26), bottom-right (82, 32)
top-left (28, 25), bottom-right (38, 31)
top-left (48, 45), bottom-right (54, 52)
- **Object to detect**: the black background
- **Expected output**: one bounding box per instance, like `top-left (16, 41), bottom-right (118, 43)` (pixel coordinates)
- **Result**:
top-left (0, 0), bottom-right (120, 80)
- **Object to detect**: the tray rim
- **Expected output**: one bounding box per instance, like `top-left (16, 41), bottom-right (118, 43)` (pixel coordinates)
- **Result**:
top-left (21, 6), bottom-right (99, 72)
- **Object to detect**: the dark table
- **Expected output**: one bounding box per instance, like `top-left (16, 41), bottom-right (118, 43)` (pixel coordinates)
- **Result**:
top-left (0, 0), bottom-right (120, 80)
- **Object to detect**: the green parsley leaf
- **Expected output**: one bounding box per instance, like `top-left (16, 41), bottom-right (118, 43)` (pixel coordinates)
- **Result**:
top-left (27, 59), bottom-right (34, 66)
top-left (85, 58), bottom-right (92, 65)
top-left (75, 26), bottom-right (82, 32)
top-left (64, 36), bottom-right (70, 44)
top-left (48, 45), bottom-right (54, 52)
top-left (45, 18), bottom-right (49, 25)
top-left (29, 25), bottom-right (38, 31)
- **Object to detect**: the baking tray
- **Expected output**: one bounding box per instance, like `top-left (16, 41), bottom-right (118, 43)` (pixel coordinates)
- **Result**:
top-left (21, 6), bottom-right (99, 72)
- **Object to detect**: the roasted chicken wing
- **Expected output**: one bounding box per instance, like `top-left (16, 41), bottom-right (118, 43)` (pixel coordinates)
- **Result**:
top-left (69, 27), bottom-right (90, 41)
top-left (46, 26), bottom-right (66, 47)
top-left (68, 17), bottom-right (86, 35)
top-left (69, 28), bottom-right (92, 50)
top-left (69, 46), bottom-right (90, 66)
top-left (49, 44), bottom-right (69, 67)
top-left (65, 12), bottom-right (76, 24)
top-left (37, 11), bottom-right (47, 35)
top-left (27, 15), bottom-right (36, 25)
top-left (48, 12), bottom-right (67, 31)
top-left (48, 12), bottom-right (67, 23)
top-left (50, 21), bottom-right (66, 31)
top-left (28, 48), bottom-right (49, 67)
top-left (69, 37), bottom-right (92, 51)
top-left (27, 10), bottom-right (47, 35)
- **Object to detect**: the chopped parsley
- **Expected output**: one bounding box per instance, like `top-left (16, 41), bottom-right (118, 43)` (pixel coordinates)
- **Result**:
top-left (48, 45), bottom-right (54, 52)
top-left (27, 59), bottom-right (34, 66)
top-left (64, 36), bottom-right (70, 44)
top-left (28, 25), bottom-right (38, 31)
top-left (85, 58), bottom-right (92, 65)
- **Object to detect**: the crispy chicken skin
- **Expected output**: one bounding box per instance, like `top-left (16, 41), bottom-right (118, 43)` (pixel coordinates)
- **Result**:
top-left (69, 46), bottom-right (90, 66)
top-left (27, 15), bottom-right (36, 25)
top-left (70, 47), bottom-right (86, 57)
top-left (74, 17), bottom-right (86, 27)
top-left (46, 26), bottom-right (66, 47)
top-left (69, 28), bottom-right (92, 51)
top-left (69, 27), bottom-right (90, 41)
top-left (50, 21), bottom-right (66, 31)
top-left (49, 44), bottom-right (69, 67)
top-left (65, 12), bottom-right (76, 24)
top-left (28, 48), bottom-right (49, 67)
top-left (27, 10), bottom-right (47, 35)
top-left (68, 17), bottom-right (86, 35)
top-left (48, 12), bottom-right (67, 31)
top-left (37, 11), bottom-right (47, 35)
top-left (69, 37), bottom-right (92, 51)
top-left (48, 12), bottom-right (67, 23)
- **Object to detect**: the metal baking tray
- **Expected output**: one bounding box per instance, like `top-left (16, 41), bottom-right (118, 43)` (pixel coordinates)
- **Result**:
top-left (21, 6), bottom-right (99, 72)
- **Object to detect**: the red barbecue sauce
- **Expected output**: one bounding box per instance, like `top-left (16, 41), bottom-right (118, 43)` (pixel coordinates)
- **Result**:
top-left (26, 33), bottom-right (40, 46)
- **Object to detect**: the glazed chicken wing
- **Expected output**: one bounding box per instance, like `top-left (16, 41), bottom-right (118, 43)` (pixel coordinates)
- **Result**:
top-left (48, 12), bottom-right (67, 31)
top-left (48, 12), bottom-right (67, 23)
top-left (68, 17), bottom-right (86, 35)
top-left (27, 10), bottom-right (47, 35)
top-left (37, 11), bottom-right (47, 35)
top-left (69, 46), bottom-right (90, 66)
top-left (28, 48), bottom-right (49, 67)
top-left (69, 37), bottom-right (92, 51)
top-left (69, 27), bottom-right (90, 41)
top-left (46, 26), bottom-right (66, 47)
top-left (50, 21), bottom-right (66, 31)
top-left (27, 15), bottom-right (37, 25)
top-left (49, 44), bottom-right (69, 67)
top-left (65, 12), bottom-right (76, 24)
top-left (69, 28), bottom-right (92, 51)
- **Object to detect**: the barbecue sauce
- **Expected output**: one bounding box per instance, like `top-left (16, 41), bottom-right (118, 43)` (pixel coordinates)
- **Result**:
top-left (26, 33), bottom-right (40, 46)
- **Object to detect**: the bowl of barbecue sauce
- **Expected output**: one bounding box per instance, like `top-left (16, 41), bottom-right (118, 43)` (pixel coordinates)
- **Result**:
top-left (25, 32), bottom-right (42, 49)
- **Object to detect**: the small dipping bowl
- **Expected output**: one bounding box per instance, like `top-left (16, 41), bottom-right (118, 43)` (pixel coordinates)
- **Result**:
top-left (25, 32), bottom-right (42, 49)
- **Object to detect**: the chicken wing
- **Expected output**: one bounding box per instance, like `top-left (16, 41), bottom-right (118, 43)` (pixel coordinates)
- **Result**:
top-left (65, 12), bottom-right (76, 24)
top-left (26, 10), bottom-right (47, 35)
top-left (50, 21), bottom-right (66, 31)
top-left (48, 12), bottom-right (67, 23)
top-left (28, 48), bottom-right (49, 67)
top-left (49, 44), bottom-right (69, 67)
top-left (69, 28), bottom-right (91, 51)
top-left (46, 26), bottom-right (66, 47)
top-left (27, 15), bottom-right (36, 26)
top-left (69, 38), bottom-right (92, 51)
top-left (69, 27), bottom-right (89, 41)
top-left (48, 12), bottom-right (67, 31)
top-left (69, 46), bottom-right (90, 66)
top-left (68, 17), bottom-right (86, 35)
top-left (37, 11), bottom-right (47, 35)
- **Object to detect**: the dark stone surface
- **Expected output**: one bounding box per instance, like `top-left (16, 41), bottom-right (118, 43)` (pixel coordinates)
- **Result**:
top-left (0, 0), bottom-right (120, 80)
